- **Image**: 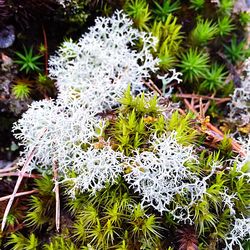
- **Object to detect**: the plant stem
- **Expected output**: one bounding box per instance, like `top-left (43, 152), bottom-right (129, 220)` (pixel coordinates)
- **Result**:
top-left (1, 128), bottom-right (46, 231)
top-left (0, 172), bottom-right (38, 178)
top-left (42, 25), bottom-right (48, 76)
top-left (53, 160), bottom-right (60, 232)
top-left (176, 93), bottom-right (231, 103)
top-left (0, 190), bottom-right (38, 202)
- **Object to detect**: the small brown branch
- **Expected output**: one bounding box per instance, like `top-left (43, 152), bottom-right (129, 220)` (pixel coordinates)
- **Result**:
top-left (182, 97), bottom-right (246, 157)
top-left (203, 93), bottom-right (214, 114)
top-left (143, 81), bottom-right (160, 96)
top-left (0, 190), bottom-right (38, 202)
top-left (178, 108), bottom-right (186, 116)
top-left (42, 25), bottom-right (48, 76)
top-left (0, 172), bottom-right (39, 178)
top-left (148, 79), bottom-right (162, 95)
top-left (183, 98), bottom-right (199, 115)
top-left (0, 164), bottom-right (19, 174)
top-left (1, 128), bottom-right (46, 231)
top-left (176, 93), bottom-right (231, 103)
top-left (1, 149), bottom-right (36, 231)
top-left (53, 160), bottom-right (60, 232)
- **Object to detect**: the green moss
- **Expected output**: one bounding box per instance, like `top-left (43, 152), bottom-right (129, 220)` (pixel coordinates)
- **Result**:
top-left (151, 14), bottom-right (183, 69)
top-left (5, 233), bottom-right (39, 250)
top-left (124, 0), bottom-right (151, 31)
top-left (200, 63), bottom-right (227, 92)
top-left (190, 19), bottom-right (218, 46)
top-left (224, 36), bottom-right (250, 63)
top-left (153, 0), bottom-right (181, 22)
top-left (178, 48), bottom-right (209, 83)
top-left (103, 85), bottom-right (166, 155)
top-left (25, 175), bottom-right (55, 230)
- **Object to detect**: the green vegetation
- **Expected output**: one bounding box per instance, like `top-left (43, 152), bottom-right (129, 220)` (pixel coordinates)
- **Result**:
top-left (178, 48), bottom-right (209, 83)
top-left (15, 46), bottom-right (42, 74)
top-left (218, 0), bottom-right (234, 15)
top-left (2, 86), bottom-right (250, 249)
top-left (123, 0), bottom-right (249, 96)
top-left (103, 85), bottom-right (164, 155)
top-left (200, 63), bottom-right (227, 92)
top-left (6, 233), bottom-right (38, 250)
top-left (12, 81), bottom-right (31, 100)
top-left (152, 14), bottom-right (183, 69)
top-left (124, 0), bottom-right (151, 30)
top-left (190, 0), bottom-right (205, 11)
top-left (1, 1), bottom-right (250, 250)
top-left (217, 16), bottom-right (235, 36)
top-left (224, 36), bottom-right (249, 63)
top-left (190, 19), bottom-right (218, 46)
top-left (239, 12), bottom-right (250, 25)
top-left (25, 175), bottom-right (55, 230)
top-left (153, 0), bottom-right (180, 22)
top-left (72, 185), bottom-right (161, 249)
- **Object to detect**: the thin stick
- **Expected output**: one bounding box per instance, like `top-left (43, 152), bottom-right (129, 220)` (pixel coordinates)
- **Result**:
top-left (203, 93), bottom-right (213, 114)
top-left (178, 108), bottom-right (186, 115)
top-left (176, 93), bottom-right (231, 103)
top-left (148, 79), bottom-right (162, 95)
top-left (1, 128), bottom-right (46, 231)
top-left (183, 98), bottom-right (246, 157)
top-left (0, 172), bottom-right (38, 178)
top-left (1, 148), bottom-right (36, 231)
top-left (42, 25), bottom-right (48, 76)
top-left (0, 190), bottom-right (38, 202)
top-left (0, 164), bottom-right (19, 174)
top-left (143, 81), bottom-right (160, 96)
top-left (53, 160), bottom-right (60, 232)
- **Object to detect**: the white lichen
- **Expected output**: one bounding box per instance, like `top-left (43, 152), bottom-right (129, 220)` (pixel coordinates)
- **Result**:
top-left (12, 12), bottom-right (250, 243)
top-left (13, 99), bottom-right (99, 172)
top-left (67, 146), bottom-right (124, 195)
top-left (56, 0), bottom-right (71, 7)
top-left (13, 11), bottom-right (182, 194)
top-left (49, 10), bottom-right (158, 112)
top-left (228, 58), bottom-right (250, 126)
top-left (124, 132), bottom-right (214, 222)
top-left (224, 216), bottom-right (250, 250)
top-left (223, 135), bottom-right (250, 249)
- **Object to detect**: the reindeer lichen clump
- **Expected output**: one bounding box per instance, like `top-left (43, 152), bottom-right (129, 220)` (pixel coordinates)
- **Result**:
top-left (13, 11), bottom-right (180, 196)
top-left (11, 11), bottom-right (250, 249)
top-left (228, 58), bottom-right (250, 126)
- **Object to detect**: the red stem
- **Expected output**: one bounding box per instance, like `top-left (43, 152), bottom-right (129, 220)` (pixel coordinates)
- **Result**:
top-left (42, 25), bottom-right (48, 76)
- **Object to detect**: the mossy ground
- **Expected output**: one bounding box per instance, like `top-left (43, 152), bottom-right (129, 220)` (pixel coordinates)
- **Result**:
top-left (0, 0), bottom-right (249, 249)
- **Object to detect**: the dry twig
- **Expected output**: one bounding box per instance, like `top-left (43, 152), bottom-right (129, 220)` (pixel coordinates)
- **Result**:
top-left (144, 82), bottom-right (246, 157)
top-left (1, 128), bottom-right (47, 231)
top-left (0, 163), bottom-right (19, 174)
top-left (182, 95), bottom-right (245, 156)
top-left (42, 25), bottom-right (48, 76)
top-left (0, 190), bottom-right (38, 202)
top-left (176, 93), bottom-right (231, 104)
top-left (53, 160), bottom-right (60, 232)
top-left (0, 172), bottom-right (39, 178)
